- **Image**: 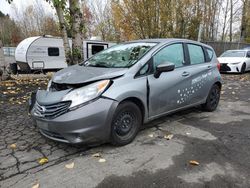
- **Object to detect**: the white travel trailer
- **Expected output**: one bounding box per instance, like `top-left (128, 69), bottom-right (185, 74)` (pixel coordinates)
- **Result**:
top-left (12, 36), bottom-right (115, 74)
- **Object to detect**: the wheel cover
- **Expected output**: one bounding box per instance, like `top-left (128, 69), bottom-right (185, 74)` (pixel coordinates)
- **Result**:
top-left (210, 87), bottom-right (220, 108)
top-left (114, 111), bottom-right (135, 136)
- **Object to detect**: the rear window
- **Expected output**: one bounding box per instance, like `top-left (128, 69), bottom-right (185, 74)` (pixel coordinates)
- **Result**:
top-left (187, 44), bottom-right (205, 65)
top-left (48, 47), bottom-right (59, 56)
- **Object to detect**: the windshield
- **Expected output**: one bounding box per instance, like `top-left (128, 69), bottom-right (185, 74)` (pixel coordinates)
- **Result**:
top-left (220, 51), bottom-right (246, 58)
top-left (84, 42), bottom-right (157, 68)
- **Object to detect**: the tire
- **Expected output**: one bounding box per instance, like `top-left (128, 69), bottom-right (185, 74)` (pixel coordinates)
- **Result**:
top-left (9, 63), bottom-right (18, 75)
top-left (241, 63), bottom-right (246, 74)
top-left (202, 84), bottom-right (221, 112)
top-left (111, 102), bottom-right (142, 146)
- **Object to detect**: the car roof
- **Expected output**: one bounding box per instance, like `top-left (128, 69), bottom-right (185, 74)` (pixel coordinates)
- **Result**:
top-left (124, 38), bottom-right (212, 48)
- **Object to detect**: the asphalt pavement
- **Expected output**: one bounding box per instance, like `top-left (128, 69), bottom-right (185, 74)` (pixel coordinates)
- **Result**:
top-left (0, 74), bottom-right (250, 188)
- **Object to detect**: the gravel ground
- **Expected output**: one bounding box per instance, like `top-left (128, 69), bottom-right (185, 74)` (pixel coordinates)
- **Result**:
top-left (0, 73), bottom-right (250, 188)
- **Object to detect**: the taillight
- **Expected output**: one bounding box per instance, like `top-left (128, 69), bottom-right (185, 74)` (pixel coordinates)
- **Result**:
top-left (216, 59), bottom-right (220, 71)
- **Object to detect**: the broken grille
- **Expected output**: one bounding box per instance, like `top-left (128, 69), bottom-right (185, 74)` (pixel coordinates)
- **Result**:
top-left (34, 101), bottom-right (71, 119)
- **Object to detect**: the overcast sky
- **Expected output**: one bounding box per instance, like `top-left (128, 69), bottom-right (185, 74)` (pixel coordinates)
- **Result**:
top-left (0, 0), bottom-right (54, 18)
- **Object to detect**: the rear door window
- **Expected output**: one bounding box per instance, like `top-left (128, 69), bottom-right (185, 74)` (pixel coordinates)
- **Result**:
top-left (187, 44), bottom-right (205, 65)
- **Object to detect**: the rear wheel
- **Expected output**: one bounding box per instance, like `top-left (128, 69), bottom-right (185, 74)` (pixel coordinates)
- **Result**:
top-left (9, 63), bottom-right (18, 75)
top-left (111, 102), bottom-right (142, 146)
top-left (202, 84), bottom-right (221, 112)
top-left (241, 63), bottom-right (246, 74)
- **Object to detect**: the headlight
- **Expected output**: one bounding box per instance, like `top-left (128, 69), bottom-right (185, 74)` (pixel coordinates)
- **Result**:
top-left (230, 62), bottom-right (241, 65)
top-left (62, 80), bottom-right (110, 108)
top-left (47, 80), bottom-right (52, 91)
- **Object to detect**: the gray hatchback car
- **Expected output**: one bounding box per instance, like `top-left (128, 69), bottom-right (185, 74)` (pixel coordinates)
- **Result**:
top-left (30, 39), bottom-right (222, 146)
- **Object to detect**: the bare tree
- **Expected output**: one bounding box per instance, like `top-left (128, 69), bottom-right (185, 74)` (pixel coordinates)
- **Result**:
top-left (87, 0), bottom-right (116, 41)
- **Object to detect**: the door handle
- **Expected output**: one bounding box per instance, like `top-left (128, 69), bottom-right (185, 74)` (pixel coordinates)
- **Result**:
top-left (207, 65), bottom-right (212, 70)
top-left (182, 71), bottom-right (190, 77)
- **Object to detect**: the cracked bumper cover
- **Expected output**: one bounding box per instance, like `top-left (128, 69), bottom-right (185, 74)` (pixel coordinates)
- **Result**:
top-left (220, 63), bottom-right (242, 73)
top-left (31, 98), bottom-right (118, 144)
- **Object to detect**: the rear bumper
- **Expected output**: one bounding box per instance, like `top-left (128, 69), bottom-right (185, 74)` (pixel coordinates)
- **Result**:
top-left (31, 98), bottom-right (118, 144)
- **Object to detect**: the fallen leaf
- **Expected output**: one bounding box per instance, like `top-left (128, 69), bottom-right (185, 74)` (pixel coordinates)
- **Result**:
top-left (38, 157), bottom-right (48, 165)
top-left (189, 160), bottom-right (199, 166)
top-left (186, 132), bottom-right (191, 135)
top-left (148, 134), bottom-right (154, 138)
top-left (9, 91), bottom-right (17, 94)
top-left (164, 134), bottom-right (173, 140)
top-left (92, 153), bottom-right (101, 158)
top-left (232, 91), bottom-right (236, 95)
top-left (65, 162), bottom-right (74, 169)
top-left (98, 158), bottom-right (106, 163)
top-left (10, 143), bottom-right (16, 149)
top-left (32, 182), bottom-right (39, 188)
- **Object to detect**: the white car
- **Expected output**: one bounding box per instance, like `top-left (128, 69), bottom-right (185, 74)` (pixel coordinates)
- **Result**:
top-left (217, 50), bottom-right (250, 73)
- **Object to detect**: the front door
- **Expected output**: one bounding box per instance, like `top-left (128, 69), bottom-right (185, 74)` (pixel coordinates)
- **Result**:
top-left (148, 43), bottom-right (192, 118)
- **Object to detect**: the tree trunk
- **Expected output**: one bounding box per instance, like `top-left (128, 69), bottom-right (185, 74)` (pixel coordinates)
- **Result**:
top-left (69, 0), bottom-right (84, 64)
top-left (0, 40), bottom-right (9, 81)
top-left (241, 0), bottom-right (247, 42)
top-left (53, 2), bottom-right (72, 65)
top-left (221, 0), bottom-right (229, 41)
top-left (0, 40), bottom-right (5, 77)
top-left (229, 0), bottom-right (233, 42)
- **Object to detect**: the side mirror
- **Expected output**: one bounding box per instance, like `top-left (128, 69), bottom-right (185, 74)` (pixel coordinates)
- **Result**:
top-left (154, 62), bottom-right (175, 78)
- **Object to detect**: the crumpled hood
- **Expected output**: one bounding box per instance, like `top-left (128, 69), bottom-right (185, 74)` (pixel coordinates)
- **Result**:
top-left (52, 65), bottom-right (128, 84)
top-left (218, 57), bottom-right (246, 64)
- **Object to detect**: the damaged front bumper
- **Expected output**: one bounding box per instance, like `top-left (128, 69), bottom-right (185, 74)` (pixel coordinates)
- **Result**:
top-left (220, 63), bottom-right (243, 73)
top-left (30, 90), bottom-right (118, 144)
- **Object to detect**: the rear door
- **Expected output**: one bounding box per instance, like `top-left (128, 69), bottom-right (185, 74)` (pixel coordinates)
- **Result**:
top-left (147, 43), bottom-right (192, 118)
top-left (184, 43), bottom-right (213, 104)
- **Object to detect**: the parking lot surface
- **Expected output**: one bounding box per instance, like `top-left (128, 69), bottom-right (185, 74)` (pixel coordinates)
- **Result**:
top-left (0, 74), bottom-right (250, 188)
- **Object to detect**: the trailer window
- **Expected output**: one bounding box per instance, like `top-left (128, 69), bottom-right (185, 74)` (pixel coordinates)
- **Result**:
top-left (48, 47), bottom-right (59, 56)
top-left (92, 45), bottom-right (105, 55)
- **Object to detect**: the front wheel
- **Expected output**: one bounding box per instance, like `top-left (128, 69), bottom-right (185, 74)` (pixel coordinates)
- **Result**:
top-left (202, 84), bottom-right (221, 112)
top-left (111, 102), bottom-right (142, 146)
top-left (241, 63), bottom-right (246, 74)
